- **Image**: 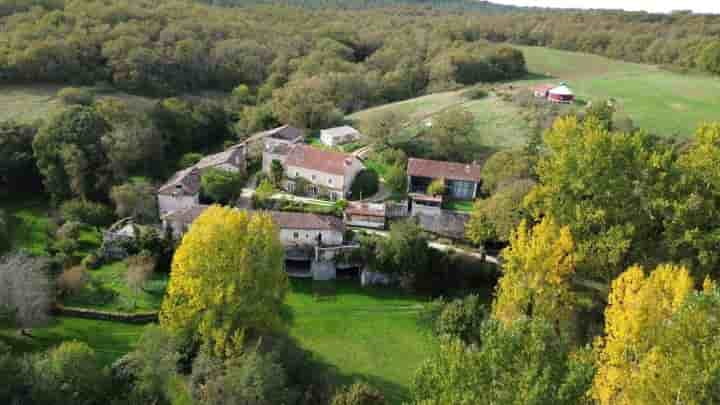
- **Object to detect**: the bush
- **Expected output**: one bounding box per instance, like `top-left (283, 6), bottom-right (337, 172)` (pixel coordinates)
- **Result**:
top-left (57, 266), bottom-right (87, 297)
top-left (433, 294), bottom-right (487, 344)
top-left (29, 341), bottom-right (112, 405)
top-left (56, 220), bottom-right (83, 240)
top-left (349, 169), bottom-right (379, 200)
top-left (57, 87), bottom-right (95, 106)
top-left (179, 152), bottom-right (203, 169)
top-left (462, 86), bottom-right (489, 100)
top-left (82, 253), bottom-right (103, 270)
top-left (60, 199), bottom-right (114, 228)
top-left (332, 382), bottom-right (386, 405)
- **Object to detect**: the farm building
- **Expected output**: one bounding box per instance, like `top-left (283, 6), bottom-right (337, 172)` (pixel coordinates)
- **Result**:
top-left (344, 202), bottom-right (386, 229)
top-left (407, 158), bottom-right (482, 201)
top-left (320, 125), bottom-right (361, 147)
top-left (533, 85), bottom-right (554, 98)
top-left (548, 85), bottom-right (575, 104)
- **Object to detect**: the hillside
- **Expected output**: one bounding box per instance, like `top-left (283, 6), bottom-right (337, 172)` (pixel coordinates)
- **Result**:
top-left (350, 45), bottom-right (720, 144)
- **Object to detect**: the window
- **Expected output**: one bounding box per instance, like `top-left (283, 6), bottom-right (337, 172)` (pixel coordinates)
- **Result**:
top-left (293, 232), bottom-right (299, 239)
top-left (311, 174), bottom-right (317, 181)
top-left (295, 171), bottom-right (299, 177)
top-left (328, 178), bottom-right (333, 185)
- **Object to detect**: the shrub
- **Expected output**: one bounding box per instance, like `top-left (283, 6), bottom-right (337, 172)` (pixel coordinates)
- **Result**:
top-left (56, 220), bottom-right (83, 240)
top-left (29, 341), bottom-right (112, 405)
top-left (57, 266), bottom-right (87, 297)
top-left (434, 294), bottom-right (487, 344)
top-left (462, 86), bottom-right (489, 100)
top-left (350, 169), bottom-right (379, 200)
top-left (81, 253), bottom-right (103, 270)
top-left (426, 178), bottom-right (446, 197)
top-left (60, 199), bottom-right (114, 228)
top-left (332, 382), bottom-right (386, 405)
top-left (179, 152), bottom-right (203, 169)
top-left (57, 87), bottom-right (95, 106)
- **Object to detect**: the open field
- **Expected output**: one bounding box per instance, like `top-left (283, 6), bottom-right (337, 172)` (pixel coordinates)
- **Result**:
top-left (515, 46), bottom-right (720, 137)
top-left (286, 279), bottom-right (433, 404)
top-left (0, 84), bottom-right (158, 124)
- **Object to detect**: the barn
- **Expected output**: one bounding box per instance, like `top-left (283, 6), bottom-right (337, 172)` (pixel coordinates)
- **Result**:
top-left (548, 85), bottom-right (575, 104)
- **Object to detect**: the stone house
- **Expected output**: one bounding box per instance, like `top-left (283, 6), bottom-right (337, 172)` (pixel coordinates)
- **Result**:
top-left (282, 145), bottom-right (365, 200)
top-left (320, 125), bottom-right (361, 147)
top-left (157, 144), bottom-right (246, 216)
top-left (271, 211), bottom-right (345, 247)
top-left (407, 158), bottom-right (482, 201)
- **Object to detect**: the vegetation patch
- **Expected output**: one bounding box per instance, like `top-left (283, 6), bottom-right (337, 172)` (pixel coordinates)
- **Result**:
top-left (63, 261), bottom-right (169, 314)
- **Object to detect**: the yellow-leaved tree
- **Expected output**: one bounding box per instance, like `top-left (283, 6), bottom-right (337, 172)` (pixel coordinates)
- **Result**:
top-left (493, 217), bottom-right (576, 330)
top-left (591, 264), bottom-right (694, 405)
top-left (160, 205), bottom-right (288, 357)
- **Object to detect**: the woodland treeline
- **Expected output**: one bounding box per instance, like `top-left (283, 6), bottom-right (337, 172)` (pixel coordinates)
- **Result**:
top-left (0, 0), bottom-right (526, 99)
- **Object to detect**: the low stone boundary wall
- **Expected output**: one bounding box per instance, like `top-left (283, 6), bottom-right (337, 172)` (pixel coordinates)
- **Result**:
top-left (54, 305), bottom-right (158, 324)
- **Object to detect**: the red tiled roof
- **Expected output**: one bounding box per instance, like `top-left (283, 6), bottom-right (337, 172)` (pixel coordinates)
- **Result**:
top-left (285, 145), bottom-right (359, 176)
top-left (345, 202), bottom-right (385, 218)
top-left (269, 211), bottom-right (345, 231)
top-left (407, 158), bottom-right (482, 182)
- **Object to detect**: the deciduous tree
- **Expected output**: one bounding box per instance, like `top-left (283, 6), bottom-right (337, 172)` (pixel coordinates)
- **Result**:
top-left (493, 217), bottom-right (576, 331)
top-left (591, 264), bottom-right (695, 405)
top-left (0, 252), bottom-right (52, 329)
top-left (160, 206), bottom-right (288, 357)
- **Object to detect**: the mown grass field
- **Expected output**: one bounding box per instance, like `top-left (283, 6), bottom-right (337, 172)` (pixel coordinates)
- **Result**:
top-left (286, 279), bottom-right (433, 404)
top-left (348, 46), bottom-right (720, 151)
top-left (515, 46), bottom-right (720, 138)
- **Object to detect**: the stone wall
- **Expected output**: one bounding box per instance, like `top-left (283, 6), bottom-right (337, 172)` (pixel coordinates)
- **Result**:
top-left (54, 305), bottom-right (158, 324)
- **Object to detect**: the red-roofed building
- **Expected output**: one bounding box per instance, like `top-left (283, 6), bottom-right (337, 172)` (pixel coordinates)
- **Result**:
top-left (407, 158), bottom-right (482, 201)
top-left (271, 145), bottom-right (365, 201)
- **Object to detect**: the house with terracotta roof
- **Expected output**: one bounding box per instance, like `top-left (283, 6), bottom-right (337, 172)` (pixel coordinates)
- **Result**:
top-left (407, 158), bottom-right (482, 201)
top-left (269, 144), bottom-right (365, 201)
top-left (157, 144), bottom-right (246, 216)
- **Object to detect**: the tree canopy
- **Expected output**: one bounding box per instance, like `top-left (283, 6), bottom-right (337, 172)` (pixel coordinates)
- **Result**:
top-left (160, 205), bottom-right (288, 357)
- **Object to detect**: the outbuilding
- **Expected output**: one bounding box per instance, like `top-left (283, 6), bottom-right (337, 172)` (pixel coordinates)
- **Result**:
top-left (548, 85), bottom-right (575, 104)
top-left (320, 126), bottom-right (361, 147)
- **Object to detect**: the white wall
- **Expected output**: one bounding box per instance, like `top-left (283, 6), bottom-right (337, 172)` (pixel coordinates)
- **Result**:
top-left (279, 228), bottom-right (343, 246)
top-left (158, 194), bottom-right (199, 217)
top-left (287, 165), bottom-right (344, 192)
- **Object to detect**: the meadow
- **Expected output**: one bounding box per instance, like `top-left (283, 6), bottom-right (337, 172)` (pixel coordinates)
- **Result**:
top-left (514, 46), bottom-right (720, 138)
top-left (348, 45), bottom-right (720, 151)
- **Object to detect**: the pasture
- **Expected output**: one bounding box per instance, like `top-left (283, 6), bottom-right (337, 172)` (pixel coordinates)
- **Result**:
top-left (516, 46), bottom-right (720, 138)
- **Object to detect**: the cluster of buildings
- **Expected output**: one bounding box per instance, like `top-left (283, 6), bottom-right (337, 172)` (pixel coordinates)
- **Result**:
top-left (154, 123), bottom-right (484, 281)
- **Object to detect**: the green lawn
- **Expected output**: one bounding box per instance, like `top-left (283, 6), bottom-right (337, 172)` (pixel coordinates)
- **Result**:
top-left (63, 260), bottom-right (169, 313)
top-left (2, 194), bottom-right (53, 255)
top-left (515, 46), bottom-right (720, 138)
top-left (0, 318), bottom-right (145, 366)
top-left (443, 199), bottom-right (475, 212)
top-left (286, 279), bottom-right (434, 404)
